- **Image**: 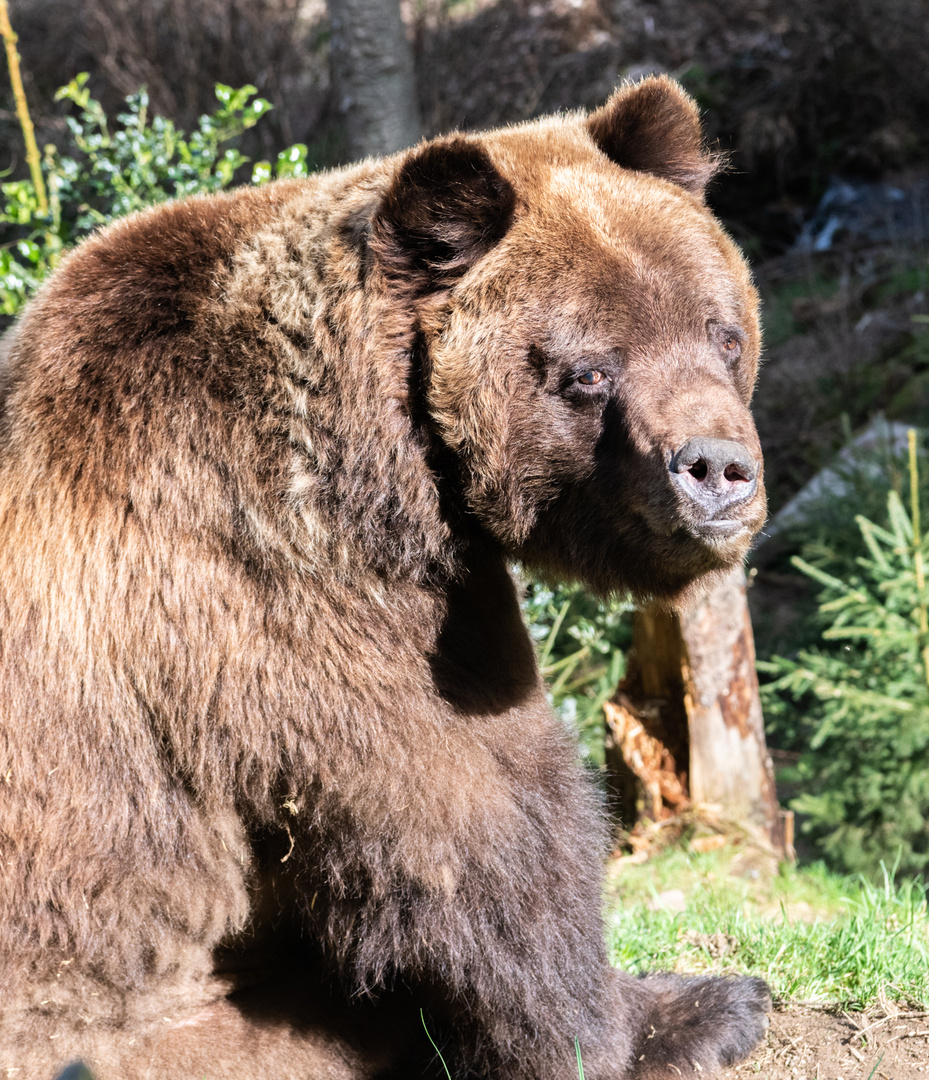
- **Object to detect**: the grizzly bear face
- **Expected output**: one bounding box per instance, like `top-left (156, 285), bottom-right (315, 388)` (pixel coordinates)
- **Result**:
top-left (373, 77), bottom-right (765, 602)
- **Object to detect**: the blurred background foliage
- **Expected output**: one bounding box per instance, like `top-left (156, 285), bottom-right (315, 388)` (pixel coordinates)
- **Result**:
top-left (5, 0), bottom-right (929, 241)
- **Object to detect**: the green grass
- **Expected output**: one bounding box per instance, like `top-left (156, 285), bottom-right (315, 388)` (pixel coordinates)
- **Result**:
top-left (605, 847), bottom-right (929, 1010)
top-left (421, 1008), bottom-right (453, 1080)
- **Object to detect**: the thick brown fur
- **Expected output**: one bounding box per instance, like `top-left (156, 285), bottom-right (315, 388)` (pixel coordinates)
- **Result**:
top-left (0, 76), bottom-right (769, 1079)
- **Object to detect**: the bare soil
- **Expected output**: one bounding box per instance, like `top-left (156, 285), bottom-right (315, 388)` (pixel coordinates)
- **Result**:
top-left (725, 1004), bottom-right (929, 1080)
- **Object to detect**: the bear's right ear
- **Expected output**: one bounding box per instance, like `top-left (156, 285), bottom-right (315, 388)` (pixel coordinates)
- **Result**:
top-left (371, 138), bottom-right (516, 298)
top-left (587, 75), bottom-right (723, 199)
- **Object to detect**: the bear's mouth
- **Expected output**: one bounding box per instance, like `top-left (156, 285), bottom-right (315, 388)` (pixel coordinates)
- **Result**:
top-left (673, 500), bottom-right (766, 540)
top-left (668, 515), bottom-right (754, 550)
top-left (661, 498), bottom-right (766, 565)
top-left (689, 518), bottom-right (749, 541)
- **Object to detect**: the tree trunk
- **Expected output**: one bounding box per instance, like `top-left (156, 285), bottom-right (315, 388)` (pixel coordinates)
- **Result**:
top-left (604, 566), bottom-right (790, 856)
top-left (327, 0), bottom-right (422, 160)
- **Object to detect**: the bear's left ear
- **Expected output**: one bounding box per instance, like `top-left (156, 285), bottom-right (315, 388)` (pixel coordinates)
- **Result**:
top-left (587, 75), bottom-right (724, 199)
top-left (371, 137), bottom-right (516, 297)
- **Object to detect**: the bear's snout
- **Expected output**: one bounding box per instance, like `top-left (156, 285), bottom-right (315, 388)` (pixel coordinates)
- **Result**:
top-left (669, 436), bottom-right (761, 533)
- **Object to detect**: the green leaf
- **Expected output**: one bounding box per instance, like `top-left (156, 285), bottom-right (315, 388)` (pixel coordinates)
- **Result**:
top-left (0, 77), bottom-right (314, 322)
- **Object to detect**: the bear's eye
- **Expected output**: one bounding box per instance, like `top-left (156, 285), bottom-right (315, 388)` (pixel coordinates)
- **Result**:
top-left (717, 328), bottom-right (743, 365)
top-left (560, 363), bottom-right (614, 400)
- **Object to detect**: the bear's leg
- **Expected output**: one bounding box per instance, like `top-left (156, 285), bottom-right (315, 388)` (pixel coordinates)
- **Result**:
top-left (289, 556), bottom-right (769, 1079)
top-left (294, 705), bottom-right (622, 1078)
top-left (300, 703), bottom-right (768, 1080)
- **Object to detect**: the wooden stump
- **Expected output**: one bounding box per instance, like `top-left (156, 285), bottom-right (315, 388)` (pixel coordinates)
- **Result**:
top-left (604, 566), bottom-right (790, 856)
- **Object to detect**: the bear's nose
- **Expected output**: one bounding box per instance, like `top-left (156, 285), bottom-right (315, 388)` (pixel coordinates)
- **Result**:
top-left (669, 436), bottom-right (759, 514)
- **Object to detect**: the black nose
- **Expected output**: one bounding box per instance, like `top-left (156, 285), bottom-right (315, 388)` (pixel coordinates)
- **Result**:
top-left (669, 436), bottom-right (759, 513)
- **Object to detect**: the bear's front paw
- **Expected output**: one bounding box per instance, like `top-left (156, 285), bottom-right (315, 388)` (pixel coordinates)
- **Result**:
top-left (630, 973), bottom-right (770, 1078)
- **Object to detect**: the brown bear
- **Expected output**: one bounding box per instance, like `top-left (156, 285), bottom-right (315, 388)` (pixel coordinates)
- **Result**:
top-left (0, 76), bottom-right (769, 1079)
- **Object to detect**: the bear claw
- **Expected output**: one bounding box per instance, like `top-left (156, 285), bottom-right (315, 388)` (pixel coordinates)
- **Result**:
top-left (630, 974), bottom-right (772, 1078)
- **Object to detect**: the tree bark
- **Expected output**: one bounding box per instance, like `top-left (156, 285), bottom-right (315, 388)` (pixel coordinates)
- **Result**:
top-left (604, 566), bottom-right (790, 856)
top-left (327, 0), bottom-right (422, 160)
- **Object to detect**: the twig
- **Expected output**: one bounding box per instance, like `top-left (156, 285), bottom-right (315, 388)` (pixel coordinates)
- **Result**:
top-left (848, 1009), bottom-right (929, 1040)
top-left (0, 0), bottom-right (47, 214)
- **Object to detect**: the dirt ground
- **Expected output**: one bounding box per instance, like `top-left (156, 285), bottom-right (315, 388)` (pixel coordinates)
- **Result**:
top-left (723, 1004), bottom-right (929, 1079)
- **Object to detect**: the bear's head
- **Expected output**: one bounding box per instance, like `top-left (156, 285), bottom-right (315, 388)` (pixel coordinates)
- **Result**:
top-left (372, 76), bottom-right (765, 603)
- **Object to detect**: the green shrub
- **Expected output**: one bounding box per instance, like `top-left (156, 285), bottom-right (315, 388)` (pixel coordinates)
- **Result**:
top-left (0, 74), bottom-right (309, 320)
top-left (522, 581), bottom-right (630, 763)
top-left (760, 431), bottom-right (929, 875)
top-left (754, 417), bottom-right (926, 688)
